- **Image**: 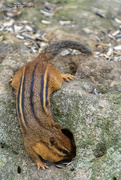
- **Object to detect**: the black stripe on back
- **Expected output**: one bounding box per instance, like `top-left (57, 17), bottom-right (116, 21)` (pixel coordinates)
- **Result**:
top-left (30, 63), bottom-right (38, 119)
top-left (21, 73), bottom-right (27, 127)
top-left (46, 74), bottom-right (49, 106)
top-left (30, 65), bottom-right (49, 129)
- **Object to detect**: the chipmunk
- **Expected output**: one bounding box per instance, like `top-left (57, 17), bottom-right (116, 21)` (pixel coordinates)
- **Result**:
top-left (11, 40), bottom-right (92, 170)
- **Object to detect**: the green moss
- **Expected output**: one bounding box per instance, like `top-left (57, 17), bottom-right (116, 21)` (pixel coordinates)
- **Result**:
top-left (96, 84), bottom-right (110, 94)
top-left (100, 18), bottom-right (116, 31)
top-left (55, 9), bottom-right (76, 21)
top-left (108, 93), bottom-right (121, 111)
top-left (91, 146), bottom-right (121, 179)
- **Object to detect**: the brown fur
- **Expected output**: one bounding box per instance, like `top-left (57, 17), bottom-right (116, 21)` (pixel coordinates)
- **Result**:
top-left (11, 40), bottom-right (92, 169)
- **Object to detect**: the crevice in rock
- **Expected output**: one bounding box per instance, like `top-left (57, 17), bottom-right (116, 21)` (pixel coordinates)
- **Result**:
top-left (93, 142), bottom-right (107, 158)
top-left (17, 166), bottom-right (21, 174)
top-left (69, 62), bottom-right (78, 75)
top-left (0, 142), bottom-right (4, 148)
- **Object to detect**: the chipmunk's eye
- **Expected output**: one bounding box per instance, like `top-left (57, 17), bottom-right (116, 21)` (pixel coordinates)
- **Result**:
top-left (58, 148), bottom-right (68, 155)
top-left (49, 137), bottom-right (56, 147)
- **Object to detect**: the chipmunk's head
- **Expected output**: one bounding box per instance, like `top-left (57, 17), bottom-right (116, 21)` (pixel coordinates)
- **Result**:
top-left (47, 127), bottom-right (76, 162)
top-left (33, 126), bottom-right (76, 163)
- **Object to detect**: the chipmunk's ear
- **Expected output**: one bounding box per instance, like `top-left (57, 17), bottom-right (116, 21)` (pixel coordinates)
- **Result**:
top-left (49, 137), bottom-right (56, 147)
top-left (52, 123), bottom-right (61, 130)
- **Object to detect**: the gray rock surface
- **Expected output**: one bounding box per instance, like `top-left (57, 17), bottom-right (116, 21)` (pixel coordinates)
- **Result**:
top-left (1, 0), bottom-right (121, 179)
top-left (0, 51), bottom-right (121, 180)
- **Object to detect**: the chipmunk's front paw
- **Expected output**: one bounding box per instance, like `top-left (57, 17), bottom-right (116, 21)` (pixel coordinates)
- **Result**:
top-left (61, 74), bottom-right (74, 82)
top-left (36, 160), bottom-right (49, 170)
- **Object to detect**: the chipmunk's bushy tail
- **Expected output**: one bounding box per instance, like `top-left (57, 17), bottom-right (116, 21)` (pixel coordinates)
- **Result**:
top-left (38, 40), bottom-right (92, 62)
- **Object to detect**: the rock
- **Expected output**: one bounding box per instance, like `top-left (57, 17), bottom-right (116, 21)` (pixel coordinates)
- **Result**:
top-left (1, 0), bottom-right (121, 179)
top-left (51, 80), bottom-right (121, 180)
top-left (0, 51), bottom-right (121, 180)
top-left (0, 43), bottom-right (13, 63)
top-left (75, 56), bottom-right (121, 87)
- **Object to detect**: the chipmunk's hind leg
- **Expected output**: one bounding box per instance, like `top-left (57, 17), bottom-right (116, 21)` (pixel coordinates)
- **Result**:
top-left (61, 74), bottom-right (74, 82)
top-left (10, 66), bottom-right (25, 91)
top-left (24, 138), bottom-right (49, 170)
